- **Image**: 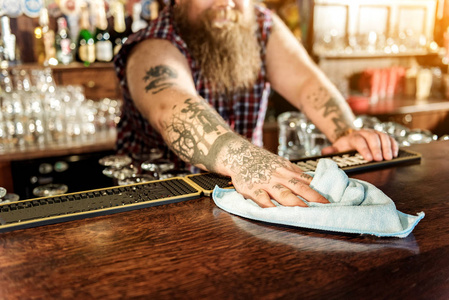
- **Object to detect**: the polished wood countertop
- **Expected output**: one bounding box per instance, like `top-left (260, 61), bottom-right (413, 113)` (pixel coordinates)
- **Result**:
top-left (0, 141), bottom-right (448, 299)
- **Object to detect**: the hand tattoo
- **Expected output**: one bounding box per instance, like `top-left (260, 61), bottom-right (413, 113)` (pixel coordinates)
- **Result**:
top-left (273, 184), bottom-right (284, 190)
top-left (300, 173), bottom-right (312, 180)
top-left (222, 140), bottom-right (287, 189)
top-left (143, 65), bottom-right (177, 94)
top-left (254, 189), bottom-right (264, 197)
top-left (289, 178), bottom-right (300, 185)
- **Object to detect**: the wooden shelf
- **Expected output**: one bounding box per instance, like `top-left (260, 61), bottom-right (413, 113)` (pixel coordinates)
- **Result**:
top-left (314, 50), bottom-right (439, 59)
top-left (0, 132), bottom-right (116, 163)
top-left (9, 62), bottom-right (122, 100)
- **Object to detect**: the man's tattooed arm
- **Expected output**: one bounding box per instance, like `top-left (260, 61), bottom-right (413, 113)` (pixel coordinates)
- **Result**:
top-left (139, 65), bottom-right (326, 206)
top-left (140, 65), bottom-right (317, 201)
top-left (162, 97), bottom-right (288, 188)
top-left (143, 65), bottom-right (178, 94)
top-left (163, 97), bottom-right (233, 170)
top-left (305, 86), bottom-right (354, 142)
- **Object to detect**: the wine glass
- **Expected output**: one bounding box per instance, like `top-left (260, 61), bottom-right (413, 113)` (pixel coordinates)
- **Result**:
top-left (99, 154), bottom-right (133, 177)
top-left (0, 187), bottom-right (6, 199)
top-left (0, 187), bottom-right (20, 203)
top-left (117, 174), bottom-right (156, 186)
top-left (141, 158), bottom-right (175, 179)
top-left (32, 183), bottom-right (68, 197)
top-left (99, 154), bottom-right (141, 186)
top-left (159, 168), bottom-right (192, 179)
top-left (132, 148), bottom-right (163, 173)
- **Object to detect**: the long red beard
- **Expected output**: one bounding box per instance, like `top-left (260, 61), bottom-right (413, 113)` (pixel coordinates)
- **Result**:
top-left (174, 3), bottom-right (262, 95)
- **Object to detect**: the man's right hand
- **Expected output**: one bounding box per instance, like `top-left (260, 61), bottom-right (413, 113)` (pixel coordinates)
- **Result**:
top-left (220, 139), bottom-right (329, 208)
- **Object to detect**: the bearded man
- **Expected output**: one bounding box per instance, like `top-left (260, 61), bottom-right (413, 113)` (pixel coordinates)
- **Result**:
top-left (114, 0), bottom-right (398, 207)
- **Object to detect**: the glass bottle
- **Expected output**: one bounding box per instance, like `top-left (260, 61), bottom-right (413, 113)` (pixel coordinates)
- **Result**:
top-left (141, 0), bottom-right (160, 22)
top-left (34, 8), bottom-right (57, 66)
top-left (94, 0), bottom-right (114, 62)
top-left (1, 15), bottom-right (17, 67)
top-left (55, 17), bottom-right (74, 65)
top-left (110, 0), bottom-right (129, 55)
top-left (131, 2), bottom-right (147, 33)
top-left (76, 3), bottom-right (96, 66)
top-left (0, 32), bottom-right (8, 69)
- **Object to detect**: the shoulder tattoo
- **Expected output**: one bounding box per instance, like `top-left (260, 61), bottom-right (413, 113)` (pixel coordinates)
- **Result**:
top-left (143, 64), bottom-right (177, 94)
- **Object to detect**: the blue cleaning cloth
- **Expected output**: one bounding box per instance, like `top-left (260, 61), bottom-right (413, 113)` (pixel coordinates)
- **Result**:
top-left (212, 159), bottom-right (424, 238)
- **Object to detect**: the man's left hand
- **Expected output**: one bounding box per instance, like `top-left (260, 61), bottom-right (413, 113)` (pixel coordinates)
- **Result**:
top-left (321, 129), bottom-right (399, 161)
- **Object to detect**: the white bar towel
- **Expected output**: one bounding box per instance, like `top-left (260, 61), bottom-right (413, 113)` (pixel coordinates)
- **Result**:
top-left (212, 159), bottom-right (424, 238)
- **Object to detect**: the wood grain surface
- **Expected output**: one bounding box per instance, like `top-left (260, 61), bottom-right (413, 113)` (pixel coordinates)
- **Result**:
top-left (0, 141), bottom-right (448, 299)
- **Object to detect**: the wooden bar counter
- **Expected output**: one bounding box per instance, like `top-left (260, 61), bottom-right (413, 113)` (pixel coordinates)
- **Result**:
top-left (0, 141), bottom-right (449, 299)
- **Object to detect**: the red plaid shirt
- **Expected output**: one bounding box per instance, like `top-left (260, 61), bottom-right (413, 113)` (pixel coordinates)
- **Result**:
top-left (114, 4), bottom-right (273, 165)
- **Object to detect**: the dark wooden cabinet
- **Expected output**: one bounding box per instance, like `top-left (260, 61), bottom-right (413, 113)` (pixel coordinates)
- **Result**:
top-left (51, 63), bottom-right (122, 100)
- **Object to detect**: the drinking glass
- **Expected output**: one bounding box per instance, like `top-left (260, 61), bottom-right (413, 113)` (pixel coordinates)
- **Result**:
top-left (277, 111), bottom-right (308, 160)
top-left (374, 121), bottom-right (410, 145)
top-left (405, 129), bottom-right (437, 145)
top-left (1, 91), bottom-right (25, 149)
top-left (305, 122), bottom-right (331, 157)
top-left (0, 68), bottom-right (13, 92)
top-left (353, 115), bottom-right (381, 129)
top-left (11, 68), bottom-right (31, 92)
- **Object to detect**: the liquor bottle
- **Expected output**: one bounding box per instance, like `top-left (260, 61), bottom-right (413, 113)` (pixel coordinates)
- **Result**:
top-left (141, 0), bottom-right (159, 22)
top-left (149, 0), bottom-right (160, 20)
top-left (1, 15), bottom-right (17, 67)
top-left (34, 8), bottom-right (57, 66)
top-left (0, 25), bottom-right (8, 69)
top-left (0, 41), bottom-right (7, 69)
top-left (55, 17), bottom-right (74, 65)
top-left (94, 0), bottom-right (114, 62)
top-left (131, 2), bottom-right (148, 33)
top-left (76, 3), bottom-right (96, 66)
top-left (110, 0), bottom-right (129, 55)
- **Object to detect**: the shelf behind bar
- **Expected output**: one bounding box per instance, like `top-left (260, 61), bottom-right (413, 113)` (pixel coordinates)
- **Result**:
top-left (0, 131), bottom-right (116, 162)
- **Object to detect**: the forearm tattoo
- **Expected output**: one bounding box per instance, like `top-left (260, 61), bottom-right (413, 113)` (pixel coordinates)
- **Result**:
top-left (164, 98), bottom-right (231, 169)
top-left (165, 98), bottom-right (287, 187)
top-left (307, 86), bottom-right (350, 140)
top-left (143, 65), bottom-right (177, 94)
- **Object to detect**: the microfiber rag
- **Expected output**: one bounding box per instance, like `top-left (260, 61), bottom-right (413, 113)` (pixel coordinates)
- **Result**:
top-left (212, 159), bottom-right (424, 238)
